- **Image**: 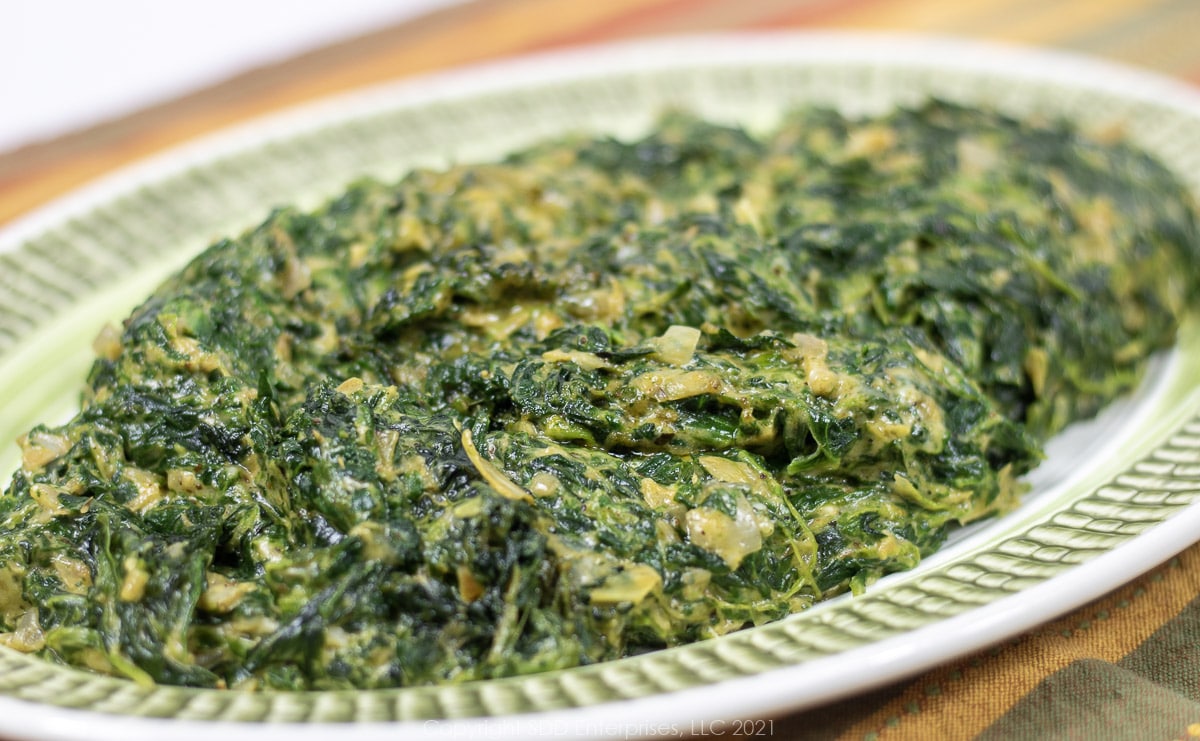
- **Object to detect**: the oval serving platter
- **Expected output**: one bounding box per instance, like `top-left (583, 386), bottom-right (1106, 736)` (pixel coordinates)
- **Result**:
top-left (2, 32), bottom-right (1200, 741)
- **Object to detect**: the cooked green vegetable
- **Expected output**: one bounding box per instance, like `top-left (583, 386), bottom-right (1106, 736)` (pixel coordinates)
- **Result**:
top-left (0, 101), bottom-right (1196, 689)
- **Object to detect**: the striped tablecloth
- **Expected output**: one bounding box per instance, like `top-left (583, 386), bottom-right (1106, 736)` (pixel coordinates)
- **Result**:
top-left (3, 1), bottom-right (1200, 739)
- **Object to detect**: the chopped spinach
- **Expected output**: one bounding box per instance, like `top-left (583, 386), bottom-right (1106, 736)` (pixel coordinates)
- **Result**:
top-left (0, 100), bottom-right (1196, 689)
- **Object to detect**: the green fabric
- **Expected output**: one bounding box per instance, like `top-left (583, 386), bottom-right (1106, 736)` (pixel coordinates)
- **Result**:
top-left (978, 598), bottom-right (1200, 740)
top-left (1119, 595), bottom-right (1200, 702)
top-left (979, 659), bottom-right (1199, 740)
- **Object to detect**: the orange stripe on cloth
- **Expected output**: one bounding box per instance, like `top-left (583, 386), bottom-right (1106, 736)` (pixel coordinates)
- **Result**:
top-left (746, 0), bottom-right (894, 28)
top-left (1066, 0), bottom-right (1200, 79)
top-left (297, 0), bottom-right (667, 86)
top-left (836, 545), bottom-right (1200, 741)
top-left (540, 0), bottom-right (841, 42)
top-left (758, 0), bottom-right (1026, 33)
top-left (975, 0), bottom-right (1159, 47)
top-left (773, 0), bottom-right (1137, 43)
top-left (522, 0), bottom-right (756, 46)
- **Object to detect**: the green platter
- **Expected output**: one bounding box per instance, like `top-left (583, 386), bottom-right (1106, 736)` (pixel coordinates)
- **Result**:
top-left (1, 32), bottom-right (1200, 741)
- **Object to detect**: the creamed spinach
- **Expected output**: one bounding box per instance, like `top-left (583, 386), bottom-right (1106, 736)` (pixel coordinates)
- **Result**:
top-left (1, 101), bottom-right (1197, 689)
